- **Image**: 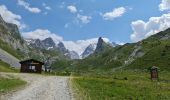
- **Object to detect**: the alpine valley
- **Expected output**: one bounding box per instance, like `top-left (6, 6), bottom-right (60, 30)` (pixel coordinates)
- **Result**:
top-left (0, 14), bottom-right (170, 72)
top-left (1, 1), bottom-right (170, 99)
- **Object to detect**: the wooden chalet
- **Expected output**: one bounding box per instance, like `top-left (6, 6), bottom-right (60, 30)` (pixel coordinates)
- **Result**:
top-left (20, 59), bottom-right (44, 73)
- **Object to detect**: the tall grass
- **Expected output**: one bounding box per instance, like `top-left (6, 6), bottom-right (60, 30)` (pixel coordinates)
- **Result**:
top-left (73, 70), bottom-right (170, 100)
top-left (0, 60), bottom-right (19, 72)
top-left (0, 76), bottom-right (26, 93)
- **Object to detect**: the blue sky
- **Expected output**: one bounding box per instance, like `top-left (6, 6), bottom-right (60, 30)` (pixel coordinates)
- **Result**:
top-left (0, 0), bottom-right (164, 42)
top-left (0, 0), bottom-right (170, 54)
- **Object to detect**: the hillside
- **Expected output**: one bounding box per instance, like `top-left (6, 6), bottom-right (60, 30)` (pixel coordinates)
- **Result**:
top-left (127, 28), bottom-right (170, 70)
top-left (71, 28), bottom-right (170, 72)
top-left (0, 60), bottom-right (17, 72)
top-left (0, 15), bottom-right (70, 68)
top-left (0, 48), bottom-right (20, 67)
top-left (0, 15), bottom-right (28, 59)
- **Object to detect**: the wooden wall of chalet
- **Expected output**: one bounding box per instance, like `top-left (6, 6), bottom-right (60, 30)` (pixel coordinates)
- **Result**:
top-left (20, 59), bottom-right (44, 73)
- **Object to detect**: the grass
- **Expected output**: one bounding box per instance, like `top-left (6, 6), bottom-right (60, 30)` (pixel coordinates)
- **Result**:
top-left (0, 60), bottom-right (19, 72)
top-left (0, 39), bottom-right (24, 59)
top-left (0, 60), bottom-right (25, 94)
top-left (72, 70), bottom-right (170, 100)
top-left (0, 76), bottom-right (26, 93)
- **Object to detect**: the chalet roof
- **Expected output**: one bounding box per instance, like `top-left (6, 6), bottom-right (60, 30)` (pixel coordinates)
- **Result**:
top-left (19, 59), bottom-right (44, 65)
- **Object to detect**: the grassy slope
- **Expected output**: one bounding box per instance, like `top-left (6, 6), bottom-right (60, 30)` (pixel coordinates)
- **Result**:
top-left (72, 29), bottom-right (170, 99)
top-left (0, 60), bottom-right (18, 72)
top-left (127, 32), bottom-right (170, 70)
top-left (0, 61), bottom-right (25, 94)
top-left (71, 28), bottom-right (170, 72)
top-left (73, 71), bottom-right (170, 100)
top-left (71, 43), bottom-right (135, 72)
top-left (0, 39), bottom-right (24, 59)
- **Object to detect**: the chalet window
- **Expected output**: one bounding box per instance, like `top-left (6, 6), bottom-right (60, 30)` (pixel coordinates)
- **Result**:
top-left (29, 66), bottom-right (35, 70)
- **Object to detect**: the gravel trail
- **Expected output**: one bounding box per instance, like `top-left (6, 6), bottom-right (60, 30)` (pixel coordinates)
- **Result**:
top-left (0, 73), bottom-right (73, 100)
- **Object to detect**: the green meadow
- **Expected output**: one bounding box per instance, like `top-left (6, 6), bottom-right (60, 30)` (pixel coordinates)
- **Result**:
top-left (0, 60), bottom-right (26, 94)
top-left (72, 70), bottom-right (170, 100)
top-left (0, 76), bottom-right (26, 93)
top-left (0, 60), bottom-right (19, 72)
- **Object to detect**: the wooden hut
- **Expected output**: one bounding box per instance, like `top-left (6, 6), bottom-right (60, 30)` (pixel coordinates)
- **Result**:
top-left (20, 59), bottom-right (44, 73)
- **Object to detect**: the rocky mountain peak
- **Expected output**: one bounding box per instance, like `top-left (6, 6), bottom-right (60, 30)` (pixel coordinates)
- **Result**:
top-left (0, 15), bottom-right (4, 23)
top-left (67, 51), bottom-right (80, 59)
top-left (42, 37), bottom-right (56, 48)
top-left (0, 15), bottom-right (21, 40)
top-left (95, 37), bottom-right (105, 52)
top-left (98, 37), bottom-right (104, 44)
top-left (81, 43), bottom-right (97, 59)
top-left (57, 42), bottom-right (68, 53)
top-left (58, 42), bottom-right (65, 48)
top-left (0, 14), bottom-right (27, 52)
top-left (57, 42), bottom-right (79, 59)
top-left (95, 37), bottom-right (112, 53)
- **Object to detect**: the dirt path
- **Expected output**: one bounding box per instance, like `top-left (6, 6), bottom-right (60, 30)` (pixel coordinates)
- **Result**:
top-left (0, 73), bottom-right (74, 100)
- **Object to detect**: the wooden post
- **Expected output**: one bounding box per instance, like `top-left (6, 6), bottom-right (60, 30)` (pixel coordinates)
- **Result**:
top-left (150, 66), bottom-right (159, 80)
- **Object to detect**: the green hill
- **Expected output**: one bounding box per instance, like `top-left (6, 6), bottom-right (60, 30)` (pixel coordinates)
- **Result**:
top-left (71, 28), bottom-right (170, 72)
top-left (127, 29), bottom-right (170, 70)
top-left (0, 60), bottom-right (18, 72)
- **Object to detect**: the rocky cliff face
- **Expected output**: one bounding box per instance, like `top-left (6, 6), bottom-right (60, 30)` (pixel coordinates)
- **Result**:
top-left (57, 42), bottom-right (79, 59)
top-left (57, 42), bottom-right (68, 53)
top-left (26, 38), bottom-right (79, 59)
top-left (42, 38), bottom-right (56, 49)
top-left (81, 37), bottom-right (117, 59)
top-left (0, 48), bottom-right (20, 67)
top-left (0, 15), bottom-right (31, 67)
top-left (68, 51), bottom-right (79, 59)
top-left (95, 37), bottom-right (112, 53)
top-left (29, 37), bottom-right (56, 50)
top-left (0, 15), bottom-right (29, 59)
top-left (81, 43), bottom-right (97, 59)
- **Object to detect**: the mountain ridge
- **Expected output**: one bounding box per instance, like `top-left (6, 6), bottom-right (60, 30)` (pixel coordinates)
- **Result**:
top-left (25, 37), bottom-right (79, 59)
top-left (69, 28), bottom-right (170, 72)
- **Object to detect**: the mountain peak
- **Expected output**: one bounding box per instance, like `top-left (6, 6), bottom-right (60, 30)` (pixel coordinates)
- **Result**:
top-left (58, 42), bottom-right (65, 48)
top-left (95, 37), bottom-right (112, 53)
top-left (98, 37), bottom-right (104, 43)
top-left (42, 37), bottom-right (56, 48)
top-left (95, 37), bottom-right (104, 52)
top-left (81, 43), bottom-right (97, 59)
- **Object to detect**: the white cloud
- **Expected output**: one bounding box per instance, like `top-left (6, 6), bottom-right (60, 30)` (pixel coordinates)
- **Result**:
top-left (101, 7), bottom-right (126, 20)
top-left (67, 5), bottom-right (77, 13)
top-left (42, 3), bottom-right (51, 10)
top-left (131, 13), bottom-right (170, 42)
top-left (159, 0), bottom-right (170, 11)
top-left (115, 41), bottom-right (125, 45)
top-left (77, 14), bottom-right (92, 24)
top-left (0, 5), bottom-right (26, 29)
top-left (22, 28), bottom-right (110, 55)
top-left (22, 29), bottom-right (63, 44)
top-left (17, 0), bottom-right (41, 13)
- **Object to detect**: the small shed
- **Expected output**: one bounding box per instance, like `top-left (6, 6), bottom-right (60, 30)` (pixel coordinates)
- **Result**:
top-left (150, 66), bottom-right (159, 80)
top-left (20, 59), bottom-right (44, 73)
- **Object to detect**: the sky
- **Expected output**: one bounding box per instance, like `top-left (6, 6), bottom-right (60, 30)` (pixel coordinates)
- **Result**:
top-left (0, 0), bottom-right (170, 55)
